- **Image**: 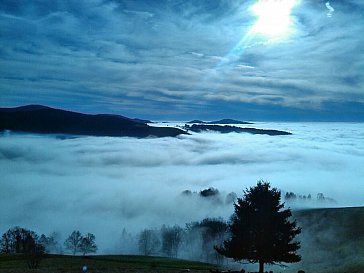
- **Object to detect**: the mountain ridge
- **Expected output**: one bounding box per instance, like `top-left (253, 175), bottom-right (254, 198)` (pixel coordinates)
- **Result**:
top-left (184, 124), bottom-right (292, 136)
top-left (187, 118), bottom-right (253, 125)
top-left (0, 105), bottom-right (186, 138)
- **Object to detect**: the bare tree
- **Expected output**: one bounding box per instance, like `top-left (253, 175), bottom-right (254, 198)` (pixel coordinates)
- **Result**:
top-left (39, 232), bottom-right (59, 254)
top-left (0, 226), bottom-right (44, 254)
top-left (79, 233), bottom-right (97, 255)
top-left (64, 230), bottom-right (82, 255)
top-left (186, 218), bottom-right (228, 264)
top-left (138, 229), bottom-right (160, 256)
top-left (161, 225), bottom-right (184, 258)
top-left (0, 226), bottom-right (45, 269)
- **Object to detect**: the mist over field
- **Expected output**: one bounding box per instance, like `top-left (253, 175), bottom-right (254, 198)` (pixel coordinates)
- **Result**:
top-left (0, 122), bottom-right (363, 252)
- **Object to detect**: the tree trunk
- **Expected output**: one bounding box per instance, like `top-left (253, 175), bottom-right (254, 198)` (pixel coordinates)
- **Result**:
top-left (259, 260), bottom-right (264, 273)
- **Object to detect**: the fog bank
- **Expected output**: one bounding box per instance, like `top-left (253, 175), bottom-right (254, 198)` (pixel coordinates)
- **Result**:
top-left (0, 122), bottom-right (363, 252)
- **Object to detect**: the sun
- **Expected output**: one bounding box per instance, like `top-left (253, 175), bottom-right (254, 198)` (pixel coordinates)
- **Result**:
top-left (250, 0), bottom-right (297, 38)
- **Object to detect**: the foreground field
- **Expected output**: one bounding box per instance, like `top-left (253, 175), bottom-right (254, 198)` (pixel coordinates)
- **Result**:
top-left (1, 206), bottom-right (363, 273)
top-left (0, 254), bottom-right (217, 273)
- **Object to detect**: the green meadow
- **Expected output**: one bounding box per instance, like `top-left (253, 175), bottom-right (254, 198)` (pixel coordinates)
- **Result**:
top-left (0, 254), bottom-right (217, 273)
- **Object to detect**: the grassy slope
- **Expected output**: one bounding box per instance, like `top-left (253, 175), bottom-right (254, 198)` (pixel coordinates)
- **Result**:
top-left (290, 206), bottom-right (364, 273)
top-left (0, 254), bottom-right (217, 273)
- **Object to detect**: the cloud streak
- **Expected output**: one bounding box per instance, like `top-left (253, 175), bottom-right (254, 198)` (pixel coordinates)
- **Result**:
top-left (325, 2), bottom-right (335, 17)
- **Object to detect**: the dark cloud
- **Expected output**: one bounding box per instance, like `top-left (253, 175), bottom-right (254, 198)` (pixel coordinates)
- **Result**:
top-left (0, 0), bottom-right (363, 120)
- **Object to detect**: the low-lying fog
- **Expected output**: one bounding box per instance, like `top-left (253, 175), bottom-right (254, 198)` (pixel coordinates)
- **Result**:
top-left (0, 122), bottom-right (363, 252)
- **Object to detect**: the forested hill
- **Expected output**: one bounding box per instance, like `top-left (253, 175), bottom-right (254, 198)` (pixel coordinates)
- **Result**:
top-left (184, 124), bottom-right (292, 136)
top-left (0, 105), bottom-right (187, 138)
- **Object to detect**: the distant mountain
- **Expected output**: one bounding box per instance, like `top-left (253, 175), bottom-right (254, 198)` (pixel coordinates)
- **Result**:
top-left (187, 120), bottom-right (206, 124)
top-left (187, 119), bottom-right (253, 124)
top-left (184, 124), bottom-right (291, 136)
top-left (0, 105), bottom-right (187, 138)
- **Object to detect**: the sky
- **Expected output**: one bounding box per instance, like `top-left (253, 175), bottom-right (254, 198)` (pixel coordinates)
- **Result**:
top-left (0, 0), bottom-right (364, 121)
top-left (1, 122), bottom-right (363, 252)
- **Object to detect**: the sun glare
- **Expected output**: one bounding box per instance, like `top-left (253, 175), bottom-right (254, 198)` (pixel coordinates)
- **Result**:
top-left (250, 0), bottom-right (297, 38)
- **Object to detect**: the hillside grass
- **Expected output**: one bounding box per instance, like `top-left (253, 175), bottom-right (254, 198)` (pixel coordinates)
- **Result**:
top-left (0, 254), bottom-right (218, 273)
top-left (290, 206), bottom-right (364, 273)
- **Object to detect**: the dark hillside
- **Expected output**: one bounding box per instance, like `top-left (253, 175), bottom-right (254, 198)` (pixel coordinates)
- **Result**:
top-left (185, 124), bottom-right (291, 136)
top-left (0, 105), bottom-right (187, 138)
top-left (291, 206), bottom-right (364, 273)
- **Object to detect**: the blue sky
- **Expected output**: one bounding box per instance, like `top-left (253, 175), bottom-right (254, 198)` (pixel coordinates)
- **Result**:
top-left (0, 0), bottom-right (363, 121)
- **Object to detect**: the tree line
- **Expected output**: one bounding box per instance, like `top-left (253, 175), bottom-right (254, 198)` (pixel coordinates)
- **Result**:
top-left (0, 181), bottom-right (302, 273)
top-left (284, 191), bottom-right (336, 203)
top-left (124, 181), bottom-right (301, 273)
top-left (0, 227), bottom-right (97, 256)
top-left (133, 217), bottom-right (229, 264)
top-left (0, 219), bottom-right (228, 264)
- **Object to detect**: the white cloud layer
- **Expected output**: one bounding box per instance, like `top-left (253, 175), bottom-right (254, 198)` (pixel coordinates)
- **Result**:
top-left (0, 122), bottom-right (363, 252)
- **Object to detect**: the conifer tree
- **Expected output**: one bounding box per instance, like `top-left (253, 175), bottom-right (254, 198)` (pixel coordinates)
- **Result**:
top-left (215, 181), bottom-right (301, 273)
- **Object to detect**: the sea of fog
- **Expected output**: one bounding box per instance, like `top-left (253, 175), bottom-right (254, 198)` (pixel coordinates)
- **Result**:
top-left (0, 122), bottom-right (363, 252)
